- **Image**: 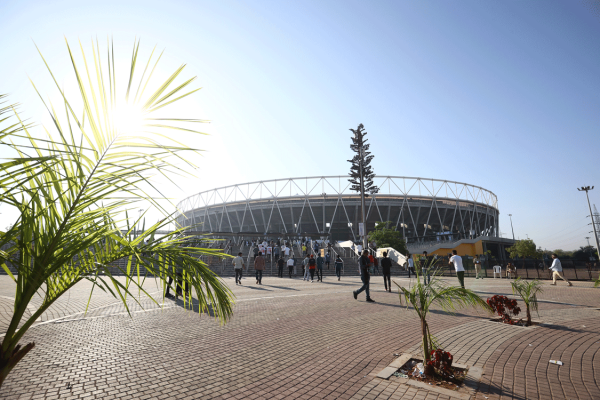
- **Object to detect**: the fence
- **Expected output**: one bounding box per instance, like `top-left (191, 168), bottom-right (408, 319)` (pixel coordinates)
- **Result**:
top-left (431, 257), bottom-right (600, 281)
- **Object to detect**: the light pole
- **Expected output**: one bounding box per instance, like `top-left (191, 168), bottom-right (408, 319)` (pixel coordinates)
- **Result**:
top-left (137, 208), bottom-right (144, 238)
top-left (508, 214), bottom-right (515, 240)
top-left (578, 186), bottom-right (600, 260)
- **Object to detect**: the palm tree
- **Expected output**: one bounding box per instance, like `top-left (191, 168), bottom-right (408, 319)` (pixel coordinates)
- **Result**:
top-left (394, 257), bottom-right (491, 375)
top-left (511, 278), bottom-right (542, 326)
top-left (0, 39), bottom-right (235, 388)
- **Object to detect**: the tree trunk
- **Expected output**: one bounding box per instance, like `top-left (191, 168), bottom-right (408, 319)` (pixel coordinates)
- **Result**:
top-left (0, 342), bottom-right (35, 389)
top-left (421, 318), bottom-right (434, 376)
top-left (526, 305), bottom-right (532, 326)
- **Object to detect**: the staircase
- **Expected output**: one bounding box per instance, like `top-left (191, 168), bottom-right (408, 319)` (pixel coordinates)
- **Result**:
top-left (0, 241), bottom-right (409, 279)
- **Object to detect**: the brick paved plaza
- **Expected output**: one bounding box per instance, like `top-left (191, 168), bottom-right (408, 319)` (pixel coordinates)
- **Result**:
top-left (1, 274), bottom-right (599, 399)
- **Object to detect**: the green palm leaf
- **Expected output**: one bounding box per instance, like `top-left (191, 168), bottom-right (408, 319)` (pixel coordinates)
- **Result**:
top-left (0, 39), bottom-right (234, 388)
top-left (394, 257), bottom-right (491, 365)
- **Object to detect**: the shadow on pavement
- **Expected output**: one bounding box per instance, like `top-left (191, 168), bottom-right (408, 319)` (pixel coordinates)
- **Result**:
top-left (258, 285), bottom-right (300, 291)
top-left (237, 285), bottom-right (273, 291)
top-left (478, 382), bottom-right (527, 400)
top-left (315, 281), bottom-right (359, 287)
top-left (170, 297), bottom-right (216, 317)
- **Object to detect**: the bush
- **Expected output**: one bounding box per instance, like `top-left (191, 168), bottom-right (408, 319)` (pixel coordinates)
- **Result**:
top-left (428, 349), bottom-right (454, 378)
top-left (487, 295), bottom-right (521, 324)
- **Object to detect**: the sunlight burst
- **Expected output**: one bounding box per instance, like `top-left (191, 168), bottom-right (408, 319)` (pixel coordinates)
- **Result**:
top-left (112, 103), bottom-right (146, 135)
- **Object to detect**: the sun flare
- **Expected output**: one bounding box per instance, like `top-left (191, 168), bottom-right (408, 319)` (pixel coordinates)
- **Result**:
top-left (112, 103), bottom-right (146, 135)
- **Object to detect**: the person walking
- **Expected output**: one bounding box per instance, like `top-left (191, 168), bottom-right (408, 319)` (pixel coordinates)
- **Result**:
top-left (253, 245), bottom-right (259, 260)
top-left (303, 255), bottom-right (311, 281)
top-left (325, 253), bottom-right (331, 269)
top-left (233, 252), bottom-right (245, 285)
top-left (302, 244), bottom-right (307, 257)
top-left (287, 257), bottom-right (295, 278)
top-left (283, 244), bottom-right (291, 260)
top-left (254, 252), bottom-right (265, 284)
top-left (334, 255), bottom-right (344, 280)
top-left (277, 256), bottom-right (285, 278)
top-left (373, 253), bottom-right (380, 275)
top-left (381, 251), bottom-right (392, 292)
top-left (449, 250), bottom-right (465, 288)
top-left (316, 253), bottom-right (324, 282)
top-left (407, 254), bottom-right (415, 278)
top-left (474, 255), bottom-right (482, 279)
top-left (420, 251), bottom-right (432, 285)
top-left (549, 253), bottom-right (572, 286)
top-left (353, 250), bottom-right (374, 302)
top-left (308, 255), bottom-right (317, 282)
top-left (274, 244), bottom-right (280, 262)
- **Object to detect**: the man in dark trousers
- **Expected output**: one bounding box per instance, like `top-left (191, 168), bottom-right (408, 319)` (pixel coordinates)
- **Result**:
top-left (316, 253), bottom-right (325, 282)
top-left (253, 245), bottom-right (259, 260)
top-left (277, 255), bottom-right (285, 278)
top-left (381, 251), bottom-right (393, 292)
top-left (353, 249), bottom-right (374, 302)
top-left (421, 251), bottom-right (432, 285)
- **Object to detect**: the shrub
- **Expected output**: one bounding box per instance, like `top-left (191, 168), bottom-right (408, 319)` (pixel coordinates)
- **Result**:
top-left (487, 295), bottom-right (521, 324)
top-left (428, 349), bottom-right (454, 378)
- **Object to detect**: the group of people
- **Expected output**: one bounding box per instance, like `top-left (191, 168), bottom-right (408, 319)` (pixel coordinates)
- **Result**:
top-left (232, 240), bottom-right (344, 285)
top-left (298, 253), bottom-right (345, 282)
top-left (352, 249), bottom-right (395, 302)
top-left (231, 243), bottom-right (575, 301)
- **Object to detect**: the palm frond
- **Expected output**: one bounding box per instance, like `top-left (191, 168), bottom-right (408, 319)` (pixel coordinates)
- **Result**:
top-left (0, 39), bottom-right (233, 387)
top-left (511, 278), bottom-right (543, 314)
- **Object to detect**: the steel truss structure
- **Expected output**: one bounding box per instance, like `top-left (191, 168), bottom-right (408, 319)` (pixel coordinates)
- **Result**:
top-left (175, 176), bottom-right (500, 243)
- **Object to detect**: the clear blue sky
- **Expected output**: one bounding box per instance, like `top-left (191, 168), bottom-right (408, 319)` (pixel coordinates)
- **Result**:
top-left (1, 0), bottom-right (599, 250)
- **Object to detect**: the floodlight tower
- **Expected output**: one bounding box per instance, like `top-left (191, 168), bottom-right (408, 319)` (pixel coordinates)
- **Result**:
top-left (593, 204), bottom-right (600, 242)
top-left (578, 186), bottom-right (600, 259)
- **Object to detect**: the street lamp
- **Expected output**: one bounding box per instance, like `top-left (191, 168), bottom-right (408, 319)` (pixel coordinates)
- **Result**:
top-left (508, 214), bottom-right (515, 240)
top-left (578, 186), bottom-right (600, 260)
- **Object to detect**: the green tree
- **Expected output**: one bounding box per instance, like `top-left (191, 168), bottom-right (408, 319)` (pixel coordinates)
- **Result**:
top-left (573, 245), bottom-right (598, 261)
top-left (0, 39), bottom-right (235, 388)
top-left (511, 278), bottom-right (543, 326)
top-left (552, 249), bottom-right (573, 258)
top-left (507, 239), bottom-right (541, 258)
top-left (368, 221), bottom-right (407, 254)
top-left (394, 259), bottom-right (491, 375)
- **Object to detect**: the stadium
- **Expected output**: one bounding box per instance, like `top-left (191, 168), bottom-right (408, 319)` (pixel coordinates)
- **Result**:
top-left (175, 176), bottom-right (502, 252)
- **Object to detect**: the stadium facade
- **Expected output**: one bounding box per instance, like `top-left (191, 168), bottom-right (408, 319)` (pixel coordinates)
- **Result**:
top-left (175, 176), bottom-right (500, 246)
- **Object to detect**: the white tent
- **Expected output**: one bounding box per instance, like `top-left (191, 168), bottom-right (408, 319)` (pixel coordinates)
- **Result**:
top-left (377, 247), bottom-right (407, 267)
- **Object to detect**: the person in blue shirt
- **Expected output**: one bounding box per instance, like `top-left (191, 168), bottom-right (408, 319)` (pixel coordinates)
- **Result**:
top-left (325, 253), bottom-right (331, 269)
top-left (334, 255), bottom-right (344, 281)
top-left (316, 254), bottom-right (325, 282)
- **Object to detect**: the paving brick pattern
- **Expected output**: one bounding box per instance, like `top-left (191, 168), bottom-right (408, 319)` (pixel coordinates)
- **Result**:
top-left (0, 275), bottom-right (598, 399)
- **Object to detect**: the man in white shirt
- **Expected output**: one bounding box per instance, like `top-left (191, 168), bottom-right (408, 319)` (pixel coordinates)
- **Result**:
top-left (283, 245), bottom-right (290, 260)
top-left (357, 244), bottom-right (363, 255)
top-left (302, 256), bottom-right (311, 281)
top-left (287, 257), bottom-right (295, 278)
top-left (549, 254), bottom-right (572, 286)
top-left (473, 255), bottom-right (482, 279)
top-left (449, 250), bottom-right (465, 288)
top-left (407, 254), bottom-right (415, 278)
top-left (233, 252), bottom-right (245, 285)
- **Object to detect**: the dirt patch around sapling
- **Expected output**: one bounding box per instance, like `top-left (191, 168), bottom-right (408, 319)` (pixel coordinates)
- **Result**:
top-left (392, 358), bottom-right (468, 391)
